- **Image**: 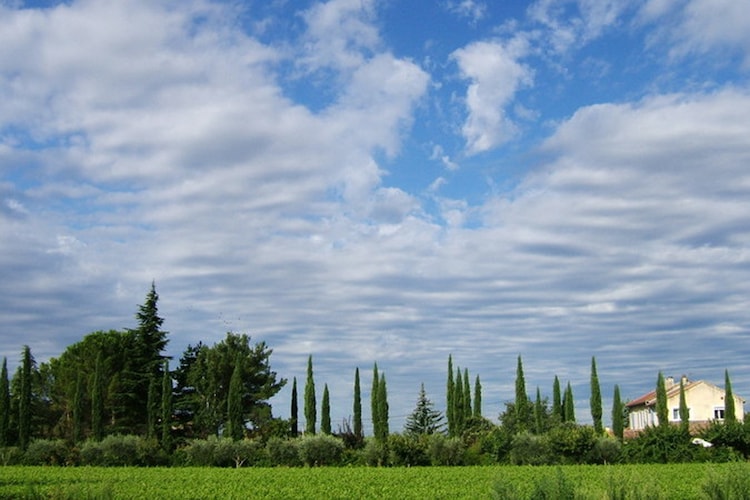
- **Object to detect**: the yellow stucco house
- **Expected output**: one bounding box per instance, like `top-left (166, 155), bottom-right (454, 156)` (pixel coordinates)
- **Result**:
top-left (626, 375), bottom-right (744, 432)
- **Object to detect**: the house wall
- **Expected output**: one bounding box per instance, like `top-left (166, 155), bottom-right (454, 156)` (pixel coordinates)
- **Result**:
top-left (666, 382), bottom-right (745, 424)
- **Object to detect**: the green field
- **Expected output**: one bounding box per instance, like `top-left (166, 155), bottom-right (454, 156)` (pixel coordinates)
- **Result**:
top-left (0, 463), bottom-right (746, 499)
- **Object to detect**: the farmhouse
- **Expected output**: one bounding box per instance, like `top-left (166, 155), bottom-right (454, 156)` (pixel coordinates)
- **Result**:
top-left (626, 375), bottom-right (744, 432)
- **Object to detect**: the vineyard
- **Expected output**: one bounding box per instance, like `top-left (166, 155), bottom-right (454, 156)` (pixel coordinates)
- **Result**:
top-left (1, 463), bottom-right (748, 499)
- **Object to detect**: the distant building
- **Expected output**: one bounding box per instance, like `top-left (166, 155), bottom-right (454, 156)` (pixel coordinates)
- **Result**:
top-left (626, 375), bottom-right (744, 432)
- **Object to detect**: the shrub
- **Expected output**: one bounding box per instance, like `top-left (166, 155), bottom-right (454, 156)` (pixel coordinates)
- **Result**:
top-left (621, 425), bottom-right (697, 463)
top-left (296, 434), bottom-right (344, 466)
top-left (266, 437), bottom-right (301, 467)
top-left (509, 432), bottom-right (551, 466)
top-left (387, 434), bottom-right (429, 466)
top-left (0, 446), bottom-right (23, 466)
top-left (362, 438), bottom-right (388, 466)
top-left (587, 436), bottom-right (622, 464)
top-left (79, 435), bottom-right (161, 466)
top-left (547, 424), bottom-right (596, 464)
top-left (22, 439), bottom-right (71, 466)
top-left (427, 434), bottom-right (465, 466)
top-left (180, 436), bottom-right (265, 467)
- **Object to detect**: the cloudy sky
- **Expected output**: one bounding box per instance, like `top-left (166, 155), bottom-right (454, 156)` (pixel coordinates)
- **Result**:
top-left (2, 0), bottom-right (750, 432)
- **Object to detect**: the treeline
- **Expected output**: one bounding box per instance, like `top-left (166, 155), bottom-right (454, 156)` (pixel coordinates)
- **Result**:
top-left (1, 284), bottom-right (749, 467)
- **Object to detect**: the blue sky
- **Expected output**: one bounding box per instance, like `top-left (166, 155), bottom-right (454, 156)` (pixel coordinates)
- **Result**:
top-left (2, 0), bottom-right (750, 432)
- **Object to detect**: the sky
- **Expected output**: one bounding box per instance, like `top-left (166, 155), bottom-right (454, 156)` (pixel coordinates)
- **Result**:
top-left (2, 0), bottom-right (750, 433)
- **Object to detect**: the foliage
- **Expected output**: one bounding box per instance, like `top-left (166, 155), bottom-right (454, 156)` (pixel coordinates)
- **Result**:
top-left (18, 345), bottom-right (34, 450)
top-left (563, 382), bottom-right (575, 423)
top-left (588, 436), bottom-right (622, 464)
top-left (509, 432), bottom-right (552, 465)
top-left (621, 425), bottom-right (700, 463)
top-left (321, 384), bottom-right (331, 435)
top-left (427, 433), bottom-right (465, 466)
top-left (0, 357), bottom-right (9, 446)
top-left (701, 420), bottom-right (750, 459)
top-left (79, 434), bottom-right (166, 466)
top-left (446, 355), bottom-right (454, 437)
top-left (266, 437), bottom-right (302, 466)
top-left (304, 355), bottom-right (316, 435)
top-left (612, 384), bottom-right (624, 441)
top-left (22, 439), bottom-right (70, 465)
top-left (547, 423), bottom-right (597, 464)
top-left (179, 436), bottom-right (265, 467)
top-left (514, 356), bottom-right (530, 432)
top-left (702, 462), bottom-right (750, 500)
top-left (590, 357), bottom-right (602, 435)
top-left (724, 369), bottom-right (736, 423)
top-left (161, 359), bottom-right (172, 450)
top-left (290, 377), bottom-right (298, 437)
top-left (404, 383), bottom-right (444, 436)
top-left (473, 375), bottom-right (482, 418)
top-left (679, 378), bottom-right (689, 433)
top-left (296, 434), bottom-right (344, 466)
top-left (656, 371), bottom-right (668, 428)
top-left (225, 355), bottom-right (244, 441)
top-left (353, 368), bottom-right (362, 441)
top-left (362, 437), bottom-right (388, 466)
top-left (387, 433), bottom-right (430, 466)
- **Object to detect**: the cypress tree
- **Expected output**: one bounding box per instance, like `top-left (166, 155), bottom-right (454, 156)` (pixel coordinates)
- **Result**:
top-left (321, 384), bottom-right (331, 435)
top-left (446, 355), bottom-right (454, 436)
top-left (655, 371), bottom-right (668, 428)
top-left (353, 368), bottom-right (362, 439)
top-left (453, 367), bottom-right (464, 434)
top-left (377, 372), bottom-right (389, 440)
top-left (590, 357), bottom-right (603, 435)
top-left (725, 369), bottom-right (736, 423)
top-left (564, 382), bottom-right (575, 423)
top-left (534, 387), bottom-right (543, 434)
top-left (304, 355), bottom-right (316, 435)
top-left (612, 384), bottom-right (623, 441)
top-left (161, 360), bottom-right (172, 450)
top-left (552, 376), bottom-right (562, 422)
top-left (91, 352), bottom-right (104, 441)
top-left (290, 377), bottom-right (298, 437)
top-left (72, 372), bottom-right (85, 443)
top-left (679, 377), bottom-right (689, 433)
top-left (18, 345), bottom-right (33, 450)
top-left (371, 363), bottom-right (380, 439)
top-left (515, 356), bottom-right (529, 431)
top-left (147, 375), bottom-right (158, 440)
top-left (473, 375), bottom-right (482, 418)
top-left (226, 355), bottom-right (244, 441)
top-left (0, 358), bottom-right (9, 446)
top-left (462, 368), bottom-right (471, 422)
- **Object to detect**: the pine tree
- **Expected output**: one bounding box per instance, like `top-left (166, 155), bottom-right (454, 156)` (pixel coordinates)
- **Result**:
top-left (446, 355), bottom-right (454, 436)
top-left (226, 355), bottom-right (244, 441)
top-left (405, 383), bottom-right (444, 435)
top-left (161, 360), bottom-right (172, 450)
top-left (18, 345), bottom-right (33, 450)
top-left (515, 355), bottom-right (529, 431)
top-left (304, 355), bottom-right (316, 435)
top-left (377, 372), bottom-right (389, 440)
top-left (473, 375), bottom-right (482, 418)
top-left (612, 384), bottom-right (623, 441)
top-left (0, 358), bottom-right (9, 446)
top-left (371, 363), bottom-right (380, 439)
top-left (679, 377), bottom-right (689, 433)
top-left (590, 357), bottom-right (603, 435)
top-left (321, 384), bottom-right (331, 435)
top-left (564, 382), bottom-right (575, 423)
top-left (290, 377), bottom-right (298, 437)
top-left (552, 376), bottom-right (562, 422)
top-left (655, 371), bottom-right (668, 428)
top-left (534, 387), bottom-right (543, 434)
top-left (353, 368), bottom-right (362, 439)
top-left (91, 352), bottom-right (104, 441)
top-left (725, 369), bottom-right (736, 423)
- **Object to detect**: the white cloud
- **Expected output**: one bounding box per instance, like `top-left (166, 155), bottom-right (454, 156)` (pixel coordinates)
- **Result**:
top-left (445, 0), bottom-right (488, 24)
top-left (452, 37), bottom-right (533, 154)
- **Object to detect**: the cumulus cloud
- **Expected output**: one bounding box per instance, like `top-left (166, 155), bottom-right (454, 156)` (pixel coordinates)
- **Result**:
top-left (452, 36), bottom-right (533, 154)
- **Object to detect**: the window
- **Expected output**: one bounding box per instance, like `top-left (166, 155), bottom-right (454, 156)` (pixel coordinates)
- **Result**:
top-left (673, 407), bottom-right (690, 420)
top-left (714, 407), bottom-right (725, 420)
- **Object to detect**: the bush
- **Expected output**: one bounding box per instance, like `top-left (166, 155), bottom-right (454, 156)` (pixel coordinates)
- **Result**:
top-left (79, 435), bottom-right (163, 466)
top-left (547, 424), bottom-right (596, 464)
top-left (22, 439), bottom-right (71, 466)
top-left (621, 425), bottom-right (697, 463)
top-left (180, 436), bottom-right (265, 467)
top-left (427, 434), bottom-right (465, 466)
top-left (296, 434), bottom-right (344, 466)
top-left (509, 432), bottom-right (551, 466)
top-left (587, 436), bottom-right (622, 464)
top-left (362, 439), bottom-right (388, 466)
top-left (387, 434), bottom-right (429, 466)
top-left (0, 446), bottom-right (23, 466)
top-left (266, 437), bottom-right (301, 467)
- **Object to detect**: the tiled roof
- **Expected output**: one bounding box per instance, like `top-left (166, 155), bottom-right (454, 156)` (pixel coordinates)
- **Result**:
top-left (626, 379), bottom-right (703, 408)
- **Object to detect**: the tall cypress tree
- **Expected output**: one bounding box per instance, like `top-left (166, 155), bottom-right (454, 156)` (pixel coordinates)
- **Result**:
top-left (161, 360), bottom-right (172, 450)
top-left (0, 358), bottom-right (9, 446)
top-left (371, 363), bottom-right (380, 439)
top-left (353, 368), bottom-right (362, 439)
top-left (321, 384), bottom-right (331, 435)
top-left (18, 345), bottom-right (33, 450)
top-left (473, 375), bottom-right (482, 418)
top-left (290, 377), bottom-right (298, 437)
top-left (226, 355), bottom-right (244, 441)
top-left (725, 369), bottom-right (736, 423)
top-left (552, 376), bottom-right (562, 423)
top-left (147, 375), bottom-right (158, 440)
top-left (453, 367), bottom-right (464, 434)
top-left (377, 372), bottom-right (389, 440)
top-left (534, 387), bottom-right (543, 434)
top-left (655, 371), bottom-right (668, 428)
top-left (304, 355), bottom-right (316, 435)
top-left (679, 377), bottom-right (689, 433)
top-left (564, 382), bottom-right (575, 423)
top-left (91, 352), bottom-right (104, 441)
top-left (446, 355), bottom-right (454, 436)
top-left (515, 356), bottom-right (529, 431)
top-left (462, 368), bottom-right (471, 422)
top-left (590, 357), bottom-right (603, 435)
top-left (612, 384), bottom-right (623, 441)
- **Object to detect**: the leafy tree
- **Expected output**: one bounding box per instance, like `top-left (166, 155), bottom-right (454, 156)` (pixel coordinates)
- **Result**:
top-left (552, 376), bottom-right (562, 423)
top-left (725, 369), bottom-right (736, 423)
top-left (590, 357), bottom-right (603, 435)
top-left (91, 352), bottom-right (104, 441)
top-left (612, 384), bottom-right (624, 441)
top-left (404, 383), bottom-right (444, 435)
top-left (514, 356), bottom-right (530, 431)
top-left (473, 375), bottom-right (482, 418)
top-left (0, 357), bottom-right (9, 446)
top-left (655, 371), bottom-right (668, 428)
top-left (225, 355), bottom-right (244, 440)
top-left (161, 360), bottom-right (172, 450)
top-left (171, 342), bottom-right (202, 439)
top-left (72, 372), bottom-right (84, 443)
top-left (679, 377), bottom-right (689, 433)
top-left (304, 355), bottom-right (316, 435)
top-left (446, 356), bottom-right (454, 436)
top-left (321, 384), bottom-right (331, 435)
top-left (290, 377), bottom-right (298, 437)
top-left (18, 345), bottom-right (34, 450)
top-left (353, 368), bottom-right (362, 440)
top-left (563, 382), bottom-right (575, 423)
